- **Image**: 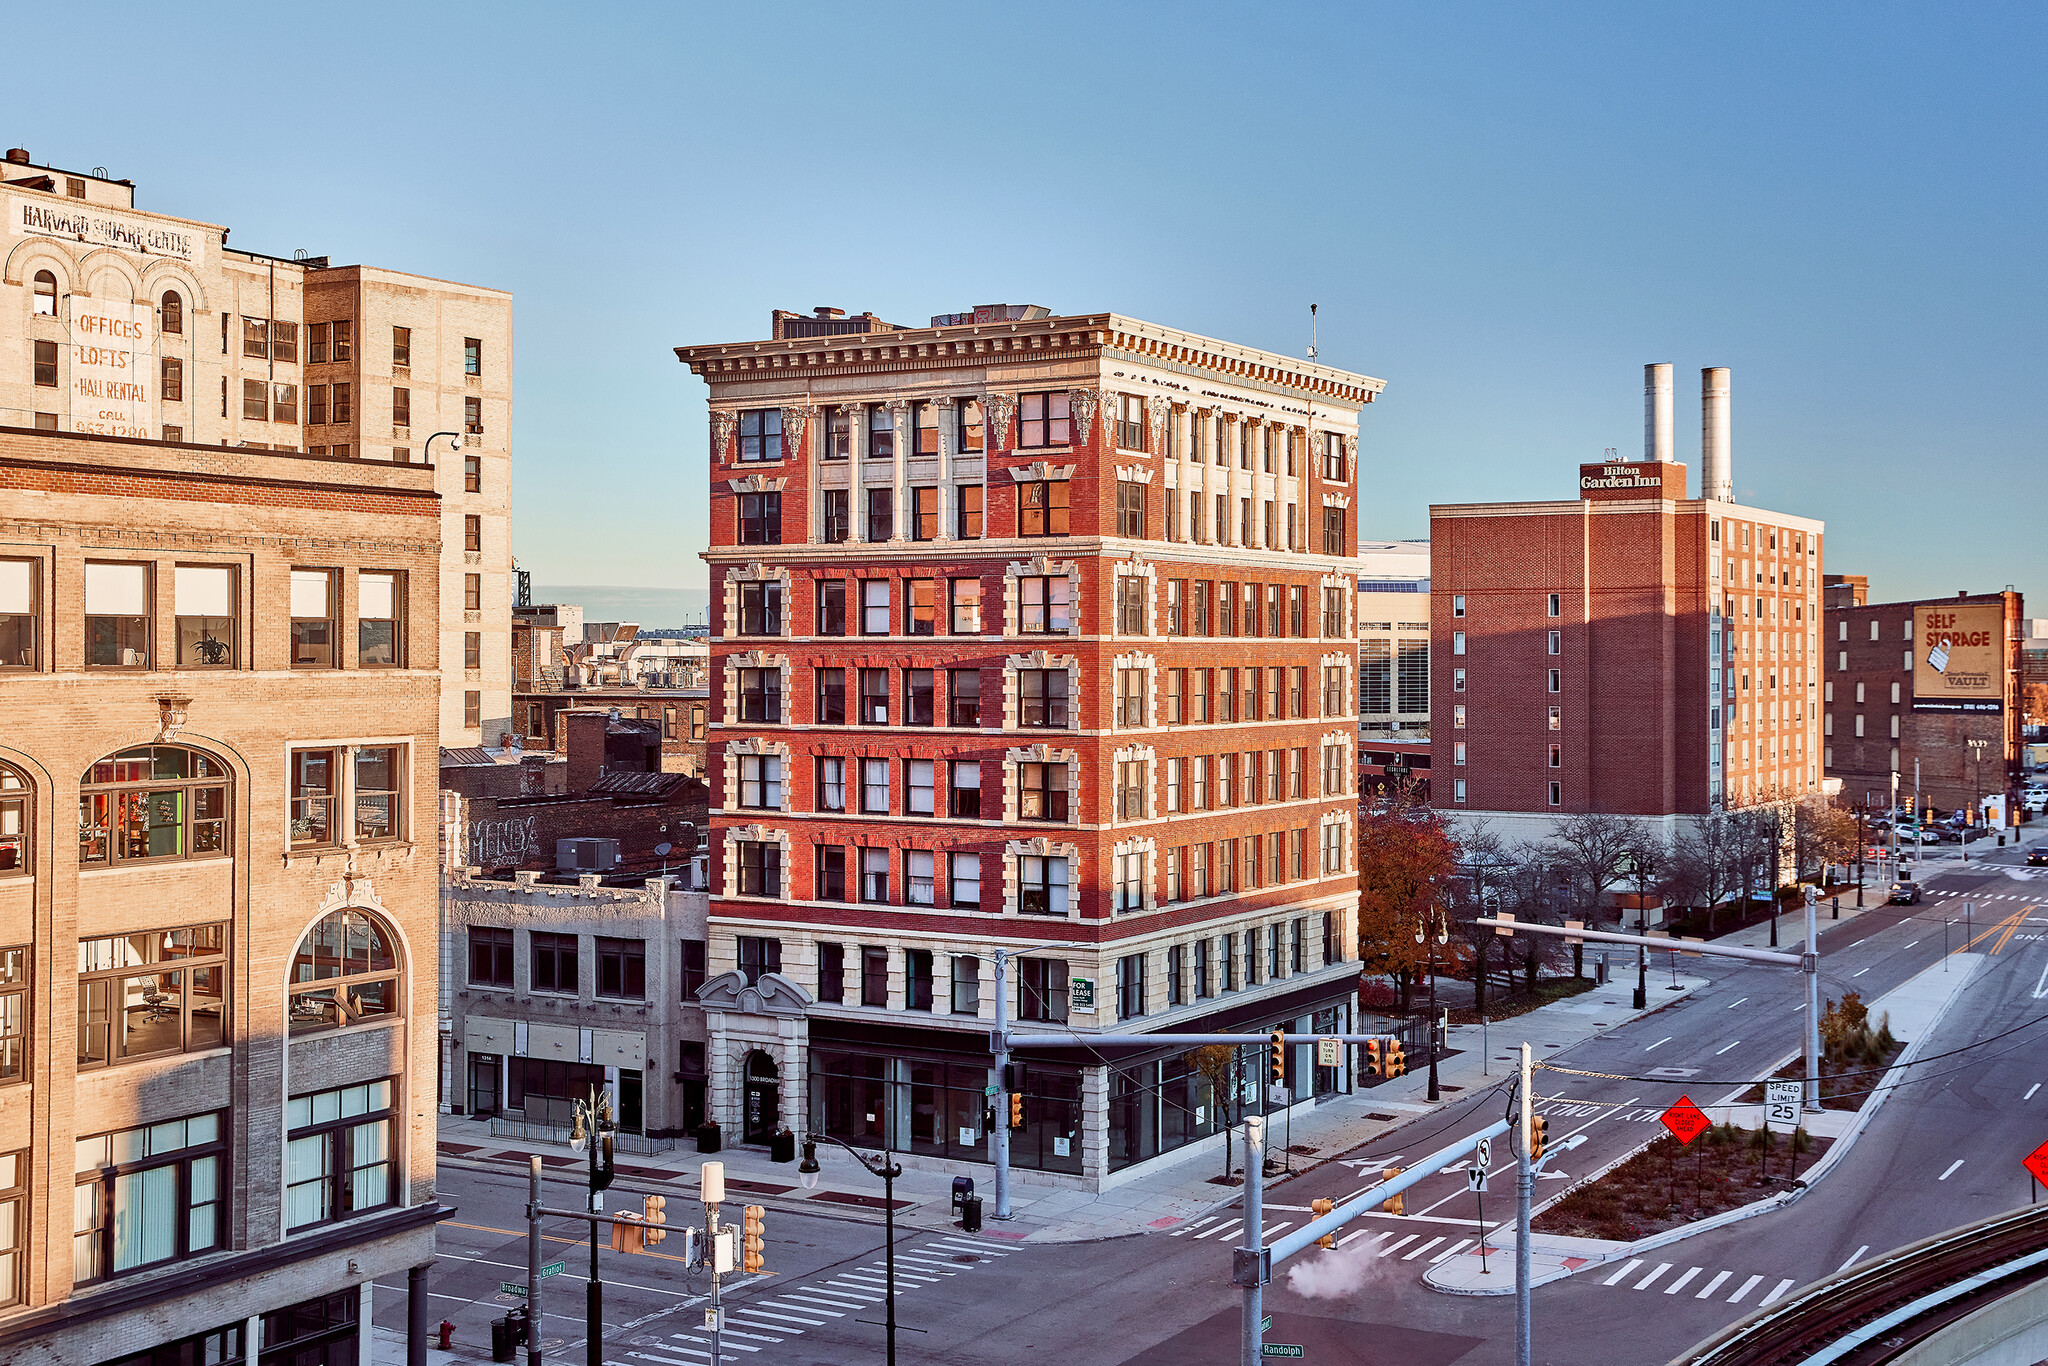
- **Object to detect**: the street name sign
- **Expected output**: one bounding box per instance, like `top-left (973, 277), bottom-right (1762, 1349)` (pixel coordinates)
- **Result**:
top-left (1765, 1080), bottom-right (1801, 1129)
top-left (540, 1260), bottom-right (565, 1279)
top-left (1660, 1096), bottom-right (1711, 1145)
top-left (499, 1282), bottom-right (527, 1298)
top-left (1261, 1347), bottom-right (1305, 1359)
top-left (2024, 1139), bottom-right (2048, 1188)
top-left (1261, 1315), bottom-right (1272, 1332)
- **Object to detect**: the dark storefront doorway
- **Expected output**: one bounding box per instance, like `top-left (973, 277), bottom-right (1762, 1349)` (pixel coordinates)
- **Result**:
top-left (468, 1053), bottom-right (500, 1117)
top-left (743, 1050), bottom-right (780, 1143)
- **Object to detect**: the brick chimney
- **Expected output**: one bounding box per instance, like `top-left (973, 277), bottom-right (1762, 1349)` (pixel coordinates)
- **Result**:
top-left (562, 709), bottom-right (609, 793)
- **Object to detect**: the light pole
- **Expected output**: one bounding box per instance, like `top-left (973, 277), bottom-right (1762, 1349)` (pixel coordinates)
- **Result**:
top-left (566, 1088), bottom-right (616, 1366)
top-left (423, 429), bottom-right (464, 468)
top-left (1615, 851), bottom-right (1651, 1010)
top-left (1416, 904), bottom-right (1449, 1102)
top-left (1967, 737), bottom-right (1991, 863)
top-left (800, 1135), bottom-right (902, 1365)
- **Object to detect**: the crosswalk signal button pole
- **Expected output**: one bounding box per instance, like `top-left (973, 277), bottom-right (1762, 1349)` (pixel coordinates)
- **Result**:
top-left (643, 1194), bottom-right (667, 1246)
top-left (1270, 1029), bottom-right (1286, 1081)
top-left (741, 1205), bottom-right (766, 1274)
top-left (1313, 1197), bottom-right (1336, 1248)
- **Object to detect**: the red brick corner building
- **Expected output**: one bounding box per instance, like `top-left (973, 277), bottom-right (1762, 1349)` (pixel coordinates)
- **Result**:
top-left (675, 305), bottom-right (1382, 1185)
top-left (1430, 364), bottom-right (1825, 844)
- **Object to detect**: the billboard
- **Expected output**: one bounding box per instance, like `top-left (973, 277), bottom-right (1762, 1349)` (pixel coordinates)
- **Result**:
top-left (1913, 603), bottom-right (2004, 713)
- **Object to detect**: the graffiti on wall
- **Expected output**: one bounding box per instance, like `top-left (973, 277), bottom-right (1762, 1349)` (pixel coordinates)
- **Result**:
top-left (470, 814), bottom-right (540, 867)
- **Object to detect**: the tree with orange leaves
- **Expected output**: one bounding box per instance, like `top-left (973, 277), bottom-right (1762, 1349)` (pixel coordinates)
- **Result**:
top-left (1356, 801), bottom-right (1463, 1013)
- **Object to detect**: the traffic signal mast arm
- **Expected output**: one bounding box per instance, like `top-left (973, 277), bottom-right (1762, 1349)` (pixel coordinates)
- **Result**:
top-left (1008, 1032), bottom-right (1416, 1047)
top-left (1474, 916), bottom-right (1806, 968)
top-left (1266, 1118), bottom-right (1510, 1265)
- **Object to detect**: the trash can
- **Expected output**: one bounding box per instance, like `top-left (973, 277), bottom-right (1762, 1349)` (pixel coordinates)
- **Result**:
top-left (770, 1129), bottom-right (796, 1163)
top-left (960, 1195), bottom-right (983, 1232)
top-left (491, 1318), bottom-right (513, 1363)
top-left (697, 1122), bottom-right (722, 1154)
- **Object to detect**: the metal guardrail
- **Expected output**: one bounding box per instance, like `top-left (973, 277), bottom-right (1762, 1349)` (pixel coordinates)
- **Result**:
top-left (1672, 1204), bottom-right (2048, 1366)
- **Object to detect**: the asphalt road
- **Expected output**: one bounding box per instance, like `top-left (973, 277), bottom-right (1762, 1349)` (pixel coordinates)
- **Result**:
top-left (390, 844), bottom-right (2048, 1366)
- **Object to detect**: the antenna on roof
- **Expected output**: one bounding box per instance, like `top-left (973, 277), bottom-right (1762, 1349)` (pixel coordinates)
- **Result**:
top-left (1307, 303), bottom-right (1318, 363)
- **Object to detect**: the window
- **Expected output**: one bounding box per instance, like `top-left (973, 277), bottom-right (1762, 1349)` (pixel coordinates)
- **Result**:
top-left (910, 401), bottom-right (941, 457)
top-left (286, 908), bottom-right (401, 1035)
top-left (1165, 490), bottom-right (1180, 541)
top-left (950, 760), bottom-right (981, 816)
top-left (861, 947), bottom-right (889, 1006)
top-left (309, 384), bottom-right (329, 425)
top-left (905, 949), bottom-right (934, 1007)
top-left (1546, 780), bottom-right (1562, 806)
top-left (822, 405), bottom-right (852, 460)
top-left (816, 941), bottom-right (845, 1000)
top-left (861, 758), bottom-right (890, 813)
top-left (464, 336), bottom-right (482, 376)
top-left (463, 452), bottom-right (482, 493)
top-left (1117, 668), bottom-right (1147, 727)
top-left (1167, 581), bottom-right (1184, 637)
top-left (946, 953), bottom-right (981, 1014)
top-left (1019, 958), bottom-right (1068, 1021)
top-left (861, 580), bottom-right (890, 634)
top-left (158, 355), bottom-right (184, 403)
top-left (678, 939), bottom-right (708, 1000)
top-left (951, 396), bottom-right (986, 453)
top-left (949, 669), bottom-right (981, 727)
top-left (73, 1112), bottom-right (225, 1280)
top-left (386, 325), bottom-right (411, 368)
top-left (243, 377), bottom-right (273, 422)
top-left (907, 759), bottom-right (935, 816)
top-left (78, 746), bottom-right (227, 866)
top-left (83, 562), bottom-right (151, 667)
top-left (1117, 480), bottom-right (1145, 537)
top-left (956, 484), bottom-right (984, 539)
top-left (816, 757), bottom-right (846, 813)
top-left (1288, 587), bottom-right (1306, 638)
top-left (1548, 668), bottom-right (1561, 693)
top-left (284, 1080), bottom-right (396, 1232)
top-left (1019, 669), bottom-right (1069, 727)
top-left (1321, 824), bottom-right (1346, 874)
top-left (329, 382), bottom-right (354, 424)
top-left (1548, 630), bottom-right (1561, 655)
top-left (463, 395), bottom-right (480, 434)
top-left (860, 849), bottom-right (890, 904)
top-left (822, 489), bottom-right (850, 543)
top-left (859, 668), bottom-right (889, 724)
top-left (1020, 763), bottom-right (1069, 821)
top-left (1113, 393), bottom-right (1145, 449)
top-left (1019, 480), bottom-right (1070, 536)
top-left (738, 667), bottom-right (782, 722)
top-left (1548, 593), bottom-right (1561, 617)
top-left (1116, 954), bottom-right (1146, 1020)
top-left (597, 939), bottom-right (646, 1000)
top-left (1166, 671), bottom-right (1184, 726)
top-left (1549, 705), bottom-right (1561, 731)
top-left (353, 746), bottom-right (401, 842)
top-left (32, 338), bottom-right (57, 387)
top-left (242, 317), bottom-right (272, 360)
top-left (469, 927), bottom-right (514, 987)
top-left (737, 842), bottom-right (782, 898)
top-left (1019, 391), bottom-right (1071, 447)
top-left (737, 754), bottom-right (783, 808)
top-left (738, 581), bottom-right (782, 635)
top-left (161, 425), bottom-right (182, 442)
top-left (76, 923), bottom-right (229, 1068)
top-left (290, 568), bottom-right (336, 668)
top-left (1019, 855), bottom-right (1070, 915)
top-left (1218, 933), bottom-right (1236, 991)
top-left (738, 492), bottom-right (781, 545)
top-left (168, 564), bottom-right (236, 668)
top-left (949, 578), bottom-right (981, 634)
top-left (1115, 851), bottom-right (1145, 912)
top-left (32, 271), bottom-right (57, 317)
top-left (904, 669), bottom-right (935, 726)
top-left (738, 409), bottom-right (783, 462)
top-left (391, 386), bottom-right (411, 428)
top-left (815, 580), bottom-right (848, 637)
top-left (906, 579), bottom-right (937, 636)
top-left (1116, 576), bottom-right (1148, 635)
top-left (463, 631), bottom-right (481, 669)
top-left (464, 691), bottom-right (481, 728)
top-left (459, 513), bottom-right (482, 554)
top-left (814, 845), bottom-right (849, 903)
top-left (288, 747), bottom-right (339, 849)
top-left (1167, 944), bottom-right (1185, 1005)
top-left (1020, 576), bottom-right (1071, 634)
top-left (1323, 665), bottom-right (1346, 717)
top-left (910, 486), bottom-right (940, 541)
top-left (1320, 431), bottom-right (1345, 480)
top-left (0, 1149), bottom-right (19, 1302)
top-left (1548, 743), bottom-right (1562, 768)
top-left (865, 404), bottom-right (895, 459)
top-left (0, 767), bottom-right (24, 876)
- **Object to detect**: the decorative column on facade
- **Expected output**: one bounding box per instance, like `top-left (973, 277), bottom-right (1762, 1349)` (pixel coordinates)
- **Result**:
top-left (934, 395), bottom-right (956, 542)
top-left (850, 405), bottom-right (869, 545)
top-left (1066, 388), bottom-right (1105, 452)
top-left (710, 409), bottom-right (739, 464)
top-left (783, 403), bottom-right (817, 546)
top-left (986, 392), bottom-right (1016, 455)
top-left (887, 398), bottom-right (911, 542)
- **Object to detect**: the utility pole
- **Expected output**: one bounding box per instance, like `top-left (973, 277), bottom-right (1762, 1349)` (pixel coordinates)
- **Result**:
top-left (991, 946), bottom-right (1012, 1220)
top-left (1237, 1116), bottom-right (1266, 1366)
top-left (568, 1089), bottom-right (615, 1366)
top-left (1804, 889), bottom-right (1822, 1111)
top-left (702, 1162), bottom-right (725, 1366)
top-left (1418, 904), bottom-right (1447, 1102)
top-left (1517, 1043), bottom-right (1533, 1366)
top-left (526, 1156), bottom-right (544, 1366)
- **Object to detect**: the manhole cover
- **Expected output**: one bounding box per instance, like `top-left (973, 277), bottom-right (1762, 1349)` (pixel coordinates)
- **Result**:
top-left (954, 1254), bottom-right (980, 1264)
top-left (1367, 1112), bottom-right (1397, 1121)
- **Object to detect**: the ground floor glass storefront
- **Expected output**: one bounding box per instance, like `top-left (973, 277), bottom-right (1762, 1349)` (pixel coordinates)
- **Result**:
top-left (809, 1050), bottom-right (1084, 1175)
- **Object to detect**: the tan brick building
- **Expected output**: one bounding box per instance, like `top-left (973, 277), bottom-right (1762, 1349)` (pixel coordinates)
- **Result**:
top-left (0, 145), bottom-right (512, 747)
top-left (0, 424), bottom-right (444, 1364)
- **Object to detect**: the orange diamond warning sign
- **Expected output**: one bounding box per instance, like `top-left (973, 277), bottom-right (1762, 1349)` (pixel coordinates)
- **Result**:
top-left (2023, 1140), bottom-right (2048, 1188)
top-left (1661, 1096), bottom-right (1711, 1146)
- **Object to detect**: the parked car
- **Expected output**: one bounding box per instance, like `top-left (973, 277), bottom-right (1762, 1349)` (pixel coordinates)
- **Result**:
top-left (1889, 882), bottom-right (1923, 904)
top-left (1959, 825), bottom-right (1991, 843)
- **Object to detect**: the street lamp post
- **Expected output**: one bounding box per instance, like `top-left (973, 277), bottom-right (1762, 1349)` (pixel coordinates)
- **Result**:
top-left (423, 429), bottom-right (464, 467)
top-left (1615, 852), bottom-right (1652, 1010)
top-left (1416, 904), bottom-right (1449, 1102)
top-left (800, 1135), bottom-right (903, 1365)
top-left (567, 1088), bottom-right (617, 1366)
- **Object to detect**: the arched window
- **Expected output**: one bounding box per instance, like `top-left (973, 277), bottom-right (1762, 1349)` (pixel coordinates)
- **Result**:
top-left (32, 270), bottom-right (57, 317)
top-left (0, 763), bottom-right (26, 875)
top-left (161, 289), bottom-right (183, 335)
top-left (287, 908), bottom-right (400, 1036)
top-left (78, 746), bottom-right (229, 866)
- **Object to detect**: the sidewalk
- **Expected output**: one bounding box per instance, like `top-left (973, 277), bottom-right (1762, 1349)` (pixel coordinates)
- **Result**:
top-left (435, 969), bottom-right (1707, 1246)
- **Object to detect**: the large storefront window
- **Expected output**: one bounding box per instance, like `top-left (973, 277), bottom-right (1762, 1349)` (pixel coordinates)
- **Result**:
top-left (809, 1050), bottom-right (1082, 1174)
top-left (261, 1290), bottom-right (357, 1366)
top-left (1108, 1044), bottom-right (1261, 1174)
top-left (510, 1058), bottom-right (644, 1135)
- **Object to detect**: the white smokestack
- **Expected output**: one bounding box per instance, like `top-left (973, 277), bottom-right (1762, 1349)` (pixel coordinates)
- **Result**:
top-left (1643, 363), bottom-right (1673, 463)
top-left (1701, 366), bottom-right (1732, 502)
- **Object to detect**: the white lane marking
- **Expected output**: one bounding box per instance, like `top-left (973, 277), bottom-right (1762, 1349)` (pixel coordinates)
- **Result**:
top-left (1645, 1037), bottom-right (1673, 1052)
top-left (692, 1325), bottom-right (781, 1344)
top-left (1379, 1234), bottom-right (1420, 1258)
top-left (1728, 1274), bottom-right (1764, 1304)
top-left (1403, 1236), bottom-right (1447, 1261)
top-left (2033, 964), bottom-right (2048, 1000)
top-left (1197, 1219), bottom-right (1243, 1240)
top-left (1635, 1263), bottom-right (1672, 1290)
top-left (2027, 1084), bottom-right (2042, 1100)
top-left (1664, 1267), bottom-right (1703, 1294)
top-left (1939, 1159), bottom-right (1965, 1181)
top-left (1726, 998), bottom-right (1748, 1009)
top-left (1760, 1278), bottom-right (1796, 1306)
top-left (867, 1267), bottom-right (941, 1283)
top-left (1852, 968), bottom-right (1870, 978)
top-left (890, 1254), bottom-right (962, 1271)
top-left (1716, 1040), bottom-right (1742, 1055)
top-left (1837, 1245), bottom-right (1869, 1273)
top-left (1603, 1258), bottom-right (1644, 1286)
top-left (1904, 940), bottom-right (1921, 949)
top-left (1794, 1003), bottom-right (1806, 1012)
top-left (821, 1281), bottom-right (887, 1298)
top-left (1432, 1239), bottom-right (1475, 1263)
top-left (1171, 1215), bottom-right (1218, 1236)
top-left (801, 1285), bottom-right (880, 1302)
top-left (1696, 1270), bottom-right (1733, 1299)
top-left (778, 1294), bottom-right (863, 1312)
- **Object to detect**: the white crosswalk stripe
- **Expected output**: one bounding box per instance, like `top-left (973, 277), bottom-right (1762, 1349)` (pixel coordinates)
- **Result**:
top-left (703, 1231), bottom-right (1016, 1354)
top-left (1170, 1215), bottom-right (1220, 1236)
top-left (1583, 1263), bottom-right (1798, 1305)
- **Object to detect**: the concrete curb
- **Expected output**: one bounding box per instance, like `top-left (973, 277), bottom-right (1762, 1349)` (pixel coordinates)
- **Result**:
top-left (1428, 953), bottom-right (1986, 1294)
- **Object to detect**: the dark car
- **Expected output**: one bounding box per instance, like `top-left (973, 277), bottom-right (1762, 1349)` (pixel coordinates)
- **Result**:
top-left (1889, 882), bottom-right (1923, 905)
top-left (2028, 850), bottom-right (2048, 867)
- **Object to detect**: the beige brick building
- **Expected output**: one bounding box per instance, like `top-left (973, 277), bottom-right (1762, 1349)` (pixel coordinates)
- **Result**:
top-left (0, 416), bottom-right (445, 1355)
top-left (0, 146), bottom-right (512, 747)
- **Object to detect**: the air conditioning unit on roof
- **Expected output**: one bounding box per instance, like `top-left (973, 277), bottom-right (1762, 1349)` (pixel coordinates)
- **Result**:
top-left (556, 837), bottom-right (619, 872)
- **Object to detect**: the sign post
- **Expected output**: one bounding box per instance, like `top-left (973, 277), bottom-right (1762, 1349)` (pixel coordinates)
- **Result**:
top-left (1765, 1080), bottom-right (1802, 1130)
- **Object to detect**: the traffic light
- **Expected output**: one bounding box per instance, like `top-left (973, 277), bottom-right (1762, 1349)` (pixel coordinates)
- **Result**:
top-left (1530, 1114), bottom-right (1549, 1161)
top-left (1362, 1040), bottom-right (1384, 1078)
top-left (1385, 1041), bottom-right (1407, 1078)
top-left (609, 1210), bottom-right (643, 1254)
top-left (741, 1205), bottom-right (766, 1274)
top-left (1009, 1092), bottom-right (1025, 1128)
top-left (1270, 1030), bottom-right (1286, 1081)
top-left (642, 1194), bottom-right (667, 1247)
top-left (1312, 1197), bottom-right (1336, 1248)
top-left (1381, 1167), bottom-right (1405, 1216)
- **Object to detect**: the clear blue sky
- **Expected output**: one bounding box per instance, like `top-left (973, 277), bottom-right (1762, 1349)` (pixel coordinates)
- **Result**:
top-left (17, 2), bottom-right (2044, 605)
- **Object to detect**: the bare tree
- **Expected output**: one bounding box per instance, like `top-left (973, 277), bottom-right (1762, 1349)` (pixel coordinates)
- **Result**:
top-left (1666, 814), bottom-right (1745, 935)
top-left (1791, 798), bottom-right (1858, 883)
top-left (1544, 812), bottom-right (1653, 930)
top-left (1192, 1045), bottom-right (1241, 1180)
top-left (1446, 824), bottom-right (1516, 1015)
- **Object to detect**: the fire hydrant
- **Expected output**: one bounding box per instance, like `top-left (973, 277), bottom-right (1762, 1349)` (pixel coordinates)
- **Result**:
top-left (437, 1320), bottom-right (456, 1351)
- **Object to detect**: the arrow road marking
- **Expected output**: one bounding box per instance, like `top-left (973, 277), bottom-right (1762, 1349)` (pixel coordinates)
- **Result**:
top-left (1939, 1160), bottom-right (1965, 1181)
top-left (1837, 1245), bottom-right (1869, 1274)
